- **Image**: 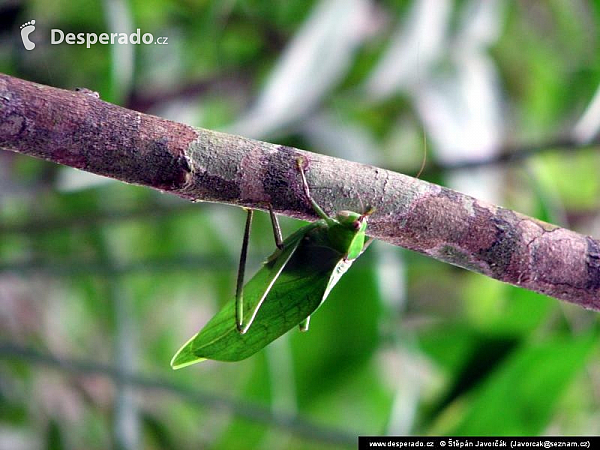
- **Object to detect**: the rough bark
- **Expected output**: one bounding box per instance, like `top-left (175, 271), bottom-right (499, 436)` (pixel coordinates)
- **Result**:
top-left (1, 73), bottom-right (599, 309)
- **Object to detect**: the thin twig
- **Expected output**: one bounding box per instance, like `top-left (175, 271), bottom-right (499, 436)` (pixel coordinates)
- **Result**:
top-left (0, 343), bottom-right (357, 446)
top-left (420, 136), bottom-right (597, 175)
top-left (0, 201), bottom-right (196, 235)
top-left (0, 255), bottom-right (237, 277)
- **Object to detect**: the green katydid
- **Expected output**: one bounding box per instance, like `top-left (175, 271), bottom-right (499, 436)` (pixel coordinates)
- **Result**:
top-left (171, 158), bottom-right (374, 368)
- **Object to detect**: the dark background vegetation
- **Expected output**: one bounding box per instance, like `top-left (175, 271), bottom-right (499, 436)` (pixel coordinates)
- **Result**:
top-left (1, 0), bottom-right (599, 448)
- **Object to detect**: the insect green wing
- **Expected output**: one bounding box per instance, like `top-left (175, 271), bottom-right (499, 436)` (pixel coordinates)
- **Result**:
top-left (171, 223), bottom-right (318, 367)
top-left (171, 221), bottom-right (370, 366)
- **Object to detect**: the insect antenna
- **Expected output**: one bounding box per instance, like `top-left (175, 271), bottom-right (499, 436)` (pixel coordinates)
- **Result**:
top-left (415, 126), bottom-right (427, 179)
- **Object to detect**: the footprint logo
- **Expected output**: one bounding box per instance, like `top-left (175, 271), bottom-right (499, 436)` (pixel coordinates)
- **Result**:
top-left (20, 20), bottom-right (36, 51)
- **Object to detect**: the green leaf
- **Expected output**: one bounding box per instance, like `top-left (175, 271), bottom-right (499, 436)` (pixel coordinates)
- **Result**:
top-left (441, 331), bottom-right (597, 435)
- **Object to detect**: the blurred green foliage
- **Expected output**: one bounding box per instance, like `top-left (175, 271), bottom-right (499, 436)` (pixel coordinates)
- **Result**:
top-left (1, 0), bottom-right (600, 449)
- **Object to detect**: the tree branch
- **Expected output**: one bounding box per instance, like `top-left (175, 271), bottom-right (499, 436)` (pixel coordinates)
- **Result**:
top-left (1, 74), bottom-right (599, 309)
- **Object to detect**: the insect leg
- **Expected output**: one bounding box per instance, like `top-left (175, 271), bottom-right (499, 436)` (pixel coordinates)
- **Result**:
top-left (268, 205), bottom-right (284, 249)
top-left (296, 157), bottom-right (331, 221)
top-left (299, 316), bottom-right (311, 332)
top-left (236, 208), bottom-right (254, 333)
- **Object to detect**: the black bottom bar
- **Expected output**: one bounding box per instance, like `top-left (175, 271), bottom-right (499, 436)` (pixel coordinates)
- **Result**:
top-left (358, 436), bottom-right (594, 450)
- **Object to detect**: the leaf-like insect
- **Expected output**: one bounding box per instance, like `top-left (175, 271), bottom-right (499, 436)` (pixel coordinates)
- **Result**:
top-left (171, 158), bottom-right (373, 368)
